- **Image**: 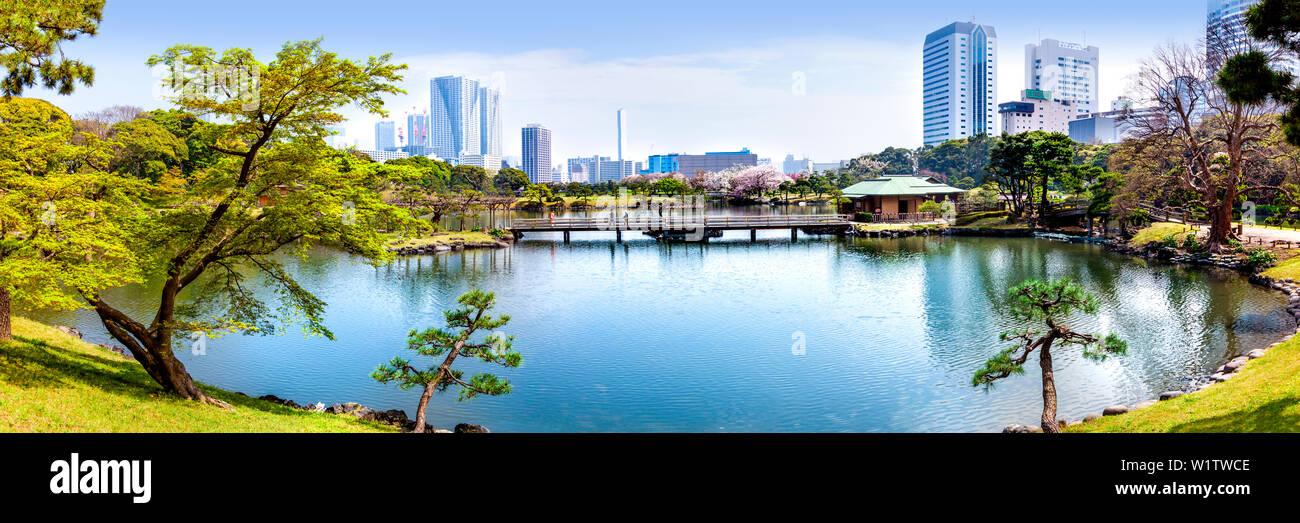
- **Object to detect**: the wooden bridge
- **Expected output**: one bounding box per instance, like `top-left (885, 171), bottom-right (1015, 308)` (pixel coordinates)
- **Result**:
top-left (509, 214), bottom-right (854, 242)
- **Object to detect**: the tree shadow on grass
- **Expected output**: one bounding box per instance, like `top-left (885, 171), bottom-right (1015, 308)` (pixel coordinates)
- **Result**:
top-left (2, 335), bottom-right (391, 430)
top-left (0, 336), bottom-right (158, 397)
top-left (1169, 398), bottom-right (1300, 433)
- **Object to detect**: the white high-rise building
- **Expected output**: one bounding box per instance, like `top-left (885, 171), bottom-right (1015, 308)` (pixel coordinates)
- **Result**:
top-left (999, 89), bottom-right (1075, 135)
top-left (923, 22), bottom-right (998, 146)
top-left (1025, 39), bottom-right (1099, 116)
top-left (617, 108), bottom-right (628, 161)
top-left (431, 75), bottom-right (481, 161)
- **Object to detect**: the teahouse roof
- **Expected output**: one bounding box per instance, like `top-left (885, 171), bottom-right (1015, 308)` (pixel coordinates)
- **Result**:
top-left (841, 175), bottom-right (966, 198)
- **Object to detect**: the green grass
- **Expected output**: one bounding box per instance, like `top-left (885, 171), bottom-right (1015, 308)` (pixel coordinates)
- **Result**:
top-left (1127, 222), bottom-right (1195, 248)
top-left (1262, 256), bottom-right (1300, 281)
top-left (953, 217), bottom-right (1029, 230)
top-left (1068, 334), bottom-right (1300, 433)
top-left (854, 223), bottom-right (946, 232)
top-left (0, 318), bottom-right (396, 433)
top-left (386, 230), bottom-right (501, 249)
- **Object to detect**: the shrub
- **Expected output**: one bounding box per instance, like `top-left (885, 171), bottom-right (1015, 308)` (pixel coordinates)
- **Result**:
top-left (1246, 248), bottom-right (1278, 268)
top-left (854, 212), bottom-right (873, 223)
top-left (1227, 238), bottom-right (1244, 253)
top-left (918, 200), bottom-right (944, 215)
top-left (1159, 235), bottom-right (1180, 248)
top-left (1181, 233), bottom-right (1202, 252)
top-left (488, 228), bottom-right (509, 239)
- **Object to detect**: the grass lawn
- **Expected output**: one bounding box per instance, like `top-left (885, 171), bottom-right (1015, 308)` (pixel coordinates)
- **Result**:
top-left (1264, 256), bottom-right (1300, 280)
top-left (954, 217), bottom-right (1029, 230)
top-left (0, 318), bottom-right (396, 433)
top-left (385, 230), bottom-right (502, 249)
top-left (1068, 334), bottom-right (1300, 433)
top-left (1127, 222), bottom-right (1196, 248)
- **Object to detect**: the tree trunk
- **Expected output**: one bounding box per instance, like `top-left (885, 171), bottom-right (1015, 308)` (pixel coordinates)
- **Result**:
top-left (412, 379), bottom-right (437, 433)
top-left (1207, 199), bottom-right (1235, 253)
top-left (0, 285), bottom-right (11, 341)
top-left (1039, 336), bottom-right (1060, 434)
top-left (93, 310), bottom-right (227, 408)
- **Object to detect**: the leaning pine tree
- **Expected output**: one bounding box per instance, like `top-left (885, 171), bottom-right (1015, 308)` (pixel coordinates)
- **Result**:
top-left (973, 278), bottom-right (1127, 434)
top-left (372, 290), bottom-right (521, 433)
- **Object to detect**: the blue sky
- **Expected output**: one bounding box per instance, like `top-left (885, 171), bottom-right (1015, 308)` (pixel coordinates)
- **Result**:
top-left (41, 0), bottom-right (1207, 165)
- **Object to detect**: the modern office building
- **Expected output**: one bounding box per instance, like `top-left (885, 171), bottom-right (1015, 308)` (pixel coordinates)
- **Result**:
top-left (374, 121), bottom-right (396, 151)
top-left (676, 149), bottom-right (759, 175)
top-left (1025, 39), bottom-right (1099, 116)
top-left (998, 89), bottom-right (1075, 135)
top-left (1207, 0), bottom-right (1262, 69)
top-left (643, 154), bottom-right (680, 174)
top-left (521, 124), bottom-right (552, 184)
top-left (430, 75), bottom-right (481, 161)
top-left (923, 22), bottom-right (998, 146)
top-left (782, 154), bottom-right (812, 175)
top-left (568, 156), bottom-right (642, 183)
top-left (459, 154), bottom-right (501, 172)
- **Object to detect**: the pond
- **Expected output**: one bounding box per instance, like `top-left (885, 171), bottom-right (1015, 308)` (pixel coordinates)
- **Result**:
top-left (29, 220), bottom-right (1294, 432)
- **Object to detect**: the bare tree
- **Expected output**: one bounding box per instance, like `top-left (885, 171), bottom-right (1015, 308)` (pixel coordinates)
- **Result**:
top-left (74, 104), bottom-right (145, 139)
top-left (1128, 39), bottom-right (1287, 252)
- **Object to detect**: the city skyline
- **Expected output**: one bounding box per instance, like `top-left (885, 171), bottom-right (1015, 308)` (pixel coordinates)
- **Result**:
top-left (35, 0), bottom-right (1209, 166)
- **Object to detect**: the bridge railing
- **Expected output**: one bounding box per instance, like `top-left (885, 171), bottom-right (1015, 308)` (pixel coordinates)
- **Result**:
top-left (509, 214), bottom-right (852, 231)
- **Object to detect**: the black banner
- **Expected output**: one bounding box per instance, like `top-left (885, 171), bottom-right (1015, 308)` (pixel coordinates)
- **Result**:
top-left (1, 433), bottom-right (1290, 512)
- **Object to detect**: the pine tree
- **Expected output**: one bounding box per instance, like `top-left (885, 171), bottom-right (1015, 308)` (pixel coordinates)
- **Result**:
top-left (973, 279), bottom-right (1127, 433)
top-left (372, 290), bottom-right (521, 433)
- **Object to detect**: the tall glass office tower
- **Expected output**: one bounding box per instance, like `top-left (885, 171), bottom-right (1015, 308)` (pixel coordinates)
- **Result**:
top-left (374, 121), bottom-right (396, 151)
top-left (922, 22), bottom-right (997, 146)
top-left (431, 75), bottom-right (481, 161)
top-left (1026, 39), bottom-right (1100, 116)
top-left (479, 86), bottom-right (502, 158)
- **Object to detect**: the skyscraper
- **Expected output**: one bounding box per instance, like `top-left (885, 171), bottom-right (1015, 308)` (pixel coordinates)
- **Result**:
top-left (374, 121), bottom-right (396, 151)
top-left (405, 112), bottom-right (430, 156)
top-left (430, 75), bottom-right (481, 161)
top-left (479, 86), bottom-right (502, 158)
top-left (617, 108), bottom-right (627, 162)
top-left (923, 22), bottom-right (998, 146)
top-left (1025, 39), bottom-right (1099, 116)
top-left (1207, 0), bottom-right (1262, 69)
top-left (522, 124), bottom-right (552, 184)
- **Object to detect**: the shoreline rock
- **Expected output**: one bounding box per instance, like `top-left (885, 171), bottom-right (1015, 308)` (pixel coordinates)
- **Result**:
top-left (255, 394), bottom-right (484, 433)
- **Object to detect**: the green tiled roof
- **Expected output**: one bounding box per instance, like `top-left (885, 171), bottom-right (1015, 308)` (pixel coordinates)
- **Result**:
top-left (841, 176), bottom-right (966, 198)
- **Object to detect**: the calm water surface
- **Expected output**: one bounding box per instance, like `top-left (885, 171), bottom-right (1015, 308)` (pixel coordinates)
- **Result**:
top-left (31, 217), bottom-right (1294, 432)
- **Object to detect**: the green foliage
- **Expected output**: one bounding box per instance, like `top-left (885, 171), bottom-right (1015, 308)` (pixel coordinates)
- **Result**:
top-left (1181, 232), bottom-right (1203, 252)
top-left (972, 278), bottom-right (1127, 390)
top-left (493, 167), bottom-right (529, 194)
top-left (853, 212), bottom-right (873, 223)
top-left (0, 97), bottom-right (143, 318)
top-left (107, 117), bottom-right (188, 182)
top-left (372, 290), bottom-right (521, 401)
top-left (1247, 248), bottom-right (1279, 268)
top-left (0, 0), bottom-right (103, 96)
top-left (523, 184), bottom-right (552, 206)
top-left (917, 200), bottom-right (944, 214)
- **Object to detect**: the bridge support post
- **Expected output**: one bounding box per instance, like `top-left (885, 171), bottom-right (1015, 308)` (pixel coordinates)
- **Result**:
top-left (616, 230), bottom-right (623, 243)
top-left (791, 228), bottom-right (798, 242)
top-left (750, 229), bottom-right (757, 242)
top-left (563, 231), bottom-right (570, 244)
